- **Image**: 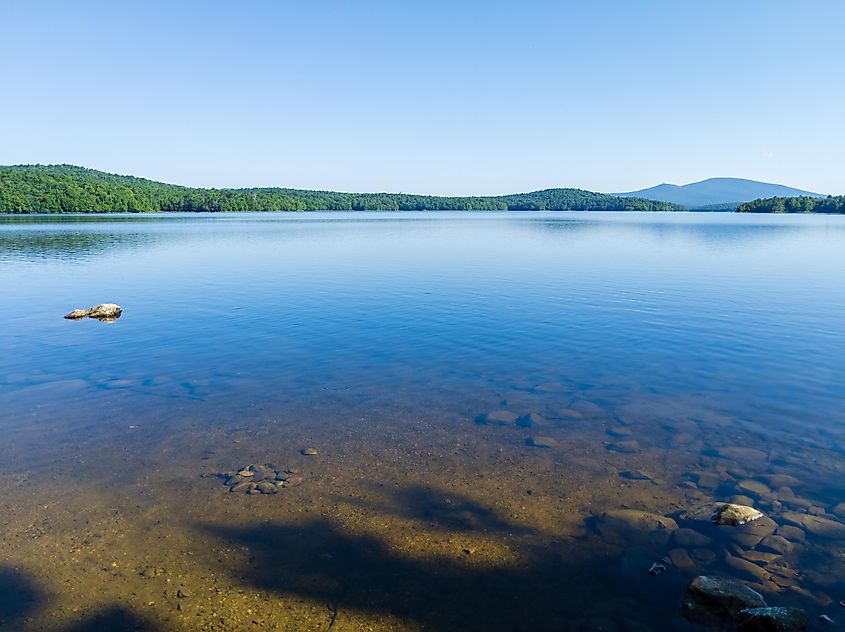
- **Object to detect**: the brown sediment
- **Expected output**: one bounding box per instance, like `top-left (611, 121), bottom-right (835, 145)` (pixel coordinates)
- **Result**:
top-left (0, 382), bottom-right (843, 630)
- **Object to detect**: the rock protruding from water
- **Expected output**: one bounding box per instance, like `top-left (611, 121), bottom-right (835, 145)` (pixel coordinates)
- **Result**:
top-left (737, 607), bottom-right (808, 632)
top-left (682, 575), bottom-right (766, 627)
top-left (712, 503), bottom-right (764, 526)
top-left (64, 303), bottom-right (122, 322)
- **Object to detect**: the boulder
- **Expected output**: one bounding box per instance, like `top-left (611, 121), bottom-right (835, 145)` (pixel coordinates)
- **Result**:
top-left (525, 436), bottom-right (558, 448)
top-left (597, 509), bottom-right (677, 547)
top-left (476, 410), bottom-right (518, 426)
top-left (737, 607), bottom-right (807, 631)
top-left (780, 512), bottom-right (845, 539)
top-left (682, 575), bottom-right (766, 627)
top-left (713, 503), bottom-right (764, 526)
top-left (64, 303), bottom-right (122, 321)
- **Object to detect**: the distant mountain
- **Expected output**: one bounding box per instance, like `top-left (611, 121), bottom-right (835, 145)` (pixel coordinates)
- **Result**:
top-left (0, 164), bottom-right (683, 213)
top-left (613, 178), bottom-right (825, 210)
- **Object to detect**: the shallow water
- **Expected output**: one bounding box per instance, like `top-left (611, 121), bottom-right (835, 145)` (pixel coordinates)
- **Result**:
top-left (1, 211), bottom-right (844, 631)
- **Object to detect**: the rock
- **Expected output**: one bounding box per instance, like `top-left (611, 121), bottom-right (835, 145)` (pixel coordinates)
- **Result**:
top-left (606, 426), bottom-right (632, 438)
top-left (671, 528), bottom-right (713, 548)
top-left (237, 469), bottom-right (254, 478)
top-left (740, 550), bottom-right (781, 565)
top-left (300, 447), bottom-right (318, 456)
top-left (605, 440), bottom-right (640, 454)
top-left (525, 436), bottom-right (557, 448)
top-left (724, 552), bottom-right (771, 584)
top-left (63, 309), bottom-right (90, 319)
top-left (737, 607), bottom-right (808, 631)
top-left (781, 512), bottom-right (845, 539)
top-left (775, 525), bottom-right (805, 541)
top-left (729, 495), bottom-right (758, 507)
top-left (256, 481), bottom-right (277, 494)
top-left (758, 535), bottom-right (793, 555)
top-left (739, 480), bottom-right (772, 497)
top-left (619, 470), bottom-right (653, 482)
top-left (691, 548), bottom-right (716, 566)
top-left (476, 410), bottom-right (517, 426)
top-left (229, 481), bottom-right (251, 493)
top-left (668, 547), bottom-right (697, 573)
top-left (723, 517), bottom-right (778, 548)
top-left (597, 509), bottom-right (677, 547)
top-left (693, 472), bottom-right (722, 491)
top-left (763, 474), bottom-right (802, 489)
top-left (275, 471), bottom-right (292, 481)
top-left (550, 407), bottom-right (584, 420)
top-left (281, 475), bottom-right (303, 487)
top-left (248, 464), bottom-right (275, 480)
top-left (712, 503), bottom-right (764, 526)
top-left (64, 303), bottom-right (122, 321)
top-left (715, 447), bottom-right (768, 462)
top-left (832, 502), bottom-right (845, 518)
top-left (683, 575), bottom-right (767, 627)
top-left (515, 413), bottom-right (548, 428)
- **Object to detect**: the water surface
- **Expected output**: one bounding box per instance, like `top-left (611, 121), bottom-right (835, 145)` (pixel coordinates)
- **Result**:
top-left (1, 212), bottom-right (844, 631)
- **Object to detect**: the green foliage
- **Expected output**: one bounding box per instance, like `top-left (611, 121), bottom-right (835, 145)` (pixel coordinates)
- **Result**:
top-left (0, 164), bottom-right (683, 213)
top-left (737, 195), bottom-right (845, 214)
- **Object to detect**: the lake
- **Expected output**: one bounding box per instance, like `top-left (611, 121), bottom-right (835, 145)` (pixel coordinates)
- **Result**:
top-left (1, 211), bottom-right (844, 631)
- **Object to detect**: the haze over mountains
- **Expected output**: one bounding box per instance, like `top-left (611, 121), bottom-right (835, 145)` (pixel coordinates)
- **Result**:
top-left (614, 178), bottom-right (826, 209)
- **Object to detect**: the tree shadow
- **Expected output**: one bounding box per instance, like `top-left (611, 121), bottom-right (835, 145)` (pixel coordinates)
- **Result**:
top-left (0, 566), bottom-right (41, 628)
top-left (59, 607), bottom-right (161, 632)
top-left (345, 484), bottom-right (537, 536)
top-left (197, 495), bottom-right (692, 631)
top-left (0, 565), bottom-right (161, 632)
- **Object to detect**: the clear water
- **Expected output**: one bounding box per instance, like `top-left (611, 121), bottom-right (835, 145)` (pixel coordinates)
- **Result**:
top-left (1, 212), bottom-right (844, 631)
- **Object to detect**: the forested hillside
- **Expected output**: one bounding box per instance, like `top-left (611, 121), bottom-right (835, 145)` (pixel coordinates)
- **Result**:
top-left (736, 196), bottom-right (845, 214)
top-left (0, 165), bottom-right (681, 213)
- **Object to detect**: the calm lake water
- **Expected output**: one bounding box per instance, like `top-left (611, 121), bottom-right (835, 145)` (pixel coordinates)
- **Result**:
top-left (1, 211), bottom-right (844, 631)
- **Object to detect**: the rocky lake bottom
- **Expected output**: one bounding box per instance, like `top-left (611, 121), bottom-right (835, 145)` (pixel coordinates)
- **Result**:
top-left (1, 372), bottom-right (844, 631)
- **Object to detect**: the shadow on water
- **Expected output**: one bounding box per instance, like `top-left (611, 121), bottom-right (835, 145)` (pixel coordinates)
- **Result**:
top-left (196, 488), bottom-right (693, 631)
top-left (0, 567), bottom-right (41, 627)
top-left (346, 484), bottom-right (538, 536)
top-left (0, 565), bottom-right (161, 632)
top-left (58, 607), bottom-right (161, 632)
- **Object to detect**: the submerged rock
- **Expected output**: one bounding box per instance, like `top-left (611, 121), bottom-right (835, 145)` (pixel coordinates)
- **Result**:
top-left (605, 440), bottom-right (640, 454)
top-left (682, 575), bottom-right (766, 627)
top-left (712, 503), bottom-right (764, 526)
top-left (300, 447), bottom-right (318, 456)
top-left (780, 512), bottom-right (845, 539)
top-left (256, 481), bottom-right (277, 494)
top-left (64, 303), bottom-right (122, 321)
top-left (671, 528), bottom-right (713, 548)
top-left (737, 607), bottom-right (808, 632)
top-left (525, 436), bottom-right (558, 448)
top-left (515, 412), bottom-right (548, 428)
top-left (597, 509), bottom-right (677, 547)
top-left (476, 410), bottom-right (518, 426)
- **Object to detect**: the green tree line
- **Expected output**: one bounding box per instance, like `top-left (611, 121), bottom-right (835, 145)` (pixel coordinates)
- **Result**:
top-left (0, 165), bottom-right (682, 213)
top-left (737, 195), bottom-right (845, 214)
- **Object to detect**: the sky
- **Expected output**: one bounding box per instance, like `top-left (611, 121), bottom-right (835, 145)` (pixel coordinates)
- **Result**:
top-left (1, 1), bottom-right (843, 195)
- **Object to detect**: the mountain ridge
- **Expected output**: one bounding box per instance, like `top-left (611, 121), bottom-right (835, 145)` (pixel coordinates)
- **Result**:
top-left (613, 177), bottom-right (825, 209)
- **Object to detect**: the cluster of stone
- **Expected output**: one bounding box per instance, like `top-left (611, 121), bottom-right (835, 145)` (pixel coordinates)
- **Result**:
top-left (217, 463), bottom-right (303, 494)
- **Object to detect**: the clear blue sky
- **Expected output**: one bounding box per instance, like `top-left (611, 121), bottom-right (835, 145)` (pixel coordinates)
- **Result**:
top-left (1, 1), bottom-right (842, 195)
